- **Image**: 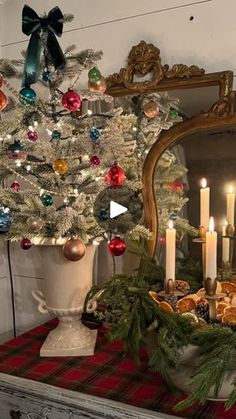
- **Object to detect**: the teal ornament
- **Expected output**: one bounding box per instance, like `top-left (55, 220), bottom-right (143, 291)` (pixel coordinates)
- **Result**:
top-left (51, 130), bottom-right (61, 140)
top-left (42, 70), bottom-right (50, 82)
top-left (19, 87), bottom-right (36, 106)
top-left (41, 194), bottom-right (53, 206)
top-left (169, 108), bottom-right (179, 119)
top-left (0, 210), bottom-right (11, 234)
top-left (88, 67), bottom-right (101, 83)
top-left (7, 140), bottom-right (27, 161)
top-left (89, 128), bottom-right (100, 142)
top-left (98, 209), bottom-right (109, 221)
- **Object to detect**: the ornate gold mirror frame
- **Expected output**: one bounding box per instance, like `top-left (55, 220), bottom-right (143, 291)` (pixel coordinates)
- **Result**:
top-left (106, 40), bottom-right (235, 256)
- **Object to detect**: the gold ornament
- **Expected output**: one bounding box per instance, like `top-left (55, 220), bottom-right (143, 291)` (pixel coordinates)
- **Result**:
top-left (88, 76), bottom-right (107, 93)
top-left (27, 216), bottom-right (44, 232)
top-left (52, 159), bottom-right (69, 175)
top-left (143, 101), bottom-right (159, 118)
top-left (63, 238), bottom-right (86, 262)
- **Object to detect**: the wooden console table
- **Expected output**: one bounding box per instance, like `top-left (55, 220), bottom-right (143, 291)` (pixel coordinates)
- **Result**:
top-left (0, 319), bottom-right (233, 418)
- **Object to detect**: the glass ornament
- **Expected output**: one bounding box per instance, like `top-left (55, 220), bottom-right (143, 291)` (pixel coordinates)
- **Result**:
top-left (143, 101), bottom-right (159, 118)
top-left (89, 128), bottom-right (100, 141)
top-left (7, 141), bottom-right (27, 161)
top-left (169, 108), bottom-right (179, 119)
top-left (27, 216), bottom-right (44, 232)
top-left (105, 163), bottom-right (125, 187)
top-left (20, 238), bottom-right (32, 250)
top-left (90, 155), bottom-right (100, 166)
top-left (63, 238), bottom-right (86, 261)
top-left (88, 76), bottom-right (106, 93)
top-left (42, 70), bottom-right (50, 82)
top-left (41, 194), bottom-right (53, 206)
top-left (88, 67), bottom-right (101, 83)
top-left (0, 210), bottom-right (11, 234)
top-left (51, 130), bottom-right (61, 140)
top-left (10, 181), bottom-right (21, 191)
top-left (52, 159), bottom-right (69, 175)
top-left (61, 90), bottom-right (82, 111)
top-left (19, 87), bottom-right (36, 105)
top-left (27, 130), bottom-right (38, 141)
top-left (0, 90), bottom-right (8, 111)
top-left (108, 236), bottom-right (126, 256)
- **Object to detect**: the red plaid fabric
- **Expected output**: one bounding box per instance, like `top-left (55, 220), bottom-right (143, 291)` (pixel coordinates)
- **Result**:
top-left (0, 319), bottom-right (235, 418)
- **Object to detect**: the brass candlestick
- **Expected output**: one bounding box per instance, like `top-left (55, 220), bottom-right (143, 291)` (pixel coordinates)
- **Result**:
top-left (158, 279), bottom-right (184, 298)
top-left (203, 277), bottom-right (225, 320)
top-left (193, 226), bottom-right (207, 279)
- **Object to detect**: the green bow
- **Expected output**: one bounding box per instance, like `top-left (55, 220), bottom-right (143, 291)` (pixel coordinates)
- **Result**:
top-left (22, 5), bottom-right (66, 87)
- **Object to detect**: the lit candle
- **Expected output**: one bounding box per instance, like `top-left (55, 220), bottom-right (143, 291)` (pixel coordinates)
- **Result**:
top-left (222, 220), bottom-right (230, 264)
top-left (166, 220), bottom-right (176, 287)
top-left (206, 217), bottom-right (217, 279)
top-left (227, 185), bottom-right (235, 226)
top-left (200, 178), bottom-right (210, 229)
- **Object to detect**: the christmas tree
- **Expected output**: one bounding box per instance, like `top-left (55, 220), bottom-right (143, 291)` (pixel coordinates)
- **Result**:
top-left (0, 5), bottom-right (138, 258)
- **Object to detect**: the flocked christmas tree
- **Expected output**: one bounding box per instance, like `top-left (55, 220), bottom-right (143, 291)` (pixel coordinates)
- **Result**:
top-left (0, 5), bottom-right (139, 259)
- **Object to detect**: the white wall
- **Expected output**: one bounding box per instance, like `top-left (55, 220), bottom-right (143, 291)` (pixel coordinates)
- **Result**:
top-left (1, 0), bottom-right (236, 338)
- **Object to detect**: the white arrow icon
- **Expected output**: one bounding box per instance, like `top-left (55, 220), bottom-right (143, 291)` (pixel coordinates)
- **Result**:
top-left (110, 201), bottom-right (128, 219)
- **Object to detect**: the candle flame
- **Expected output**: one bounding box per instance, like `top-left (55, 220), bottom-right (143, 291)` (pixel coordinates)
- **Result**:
top-left (209, 217), bottom-right (214, 233)
top-left (168, 220), bottom-right (174, 229)
top-left (201, 178), bottom-right (207, 188)
top-left (228, 185), bottom-right (234, 193)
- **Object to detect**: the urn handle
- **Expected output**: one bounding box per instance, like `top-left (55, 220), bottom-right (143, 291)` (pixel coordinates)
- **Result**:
top-left (31, 289), bottom-right (49, 314)
top-left (86, 289), bottom-right (104, 313)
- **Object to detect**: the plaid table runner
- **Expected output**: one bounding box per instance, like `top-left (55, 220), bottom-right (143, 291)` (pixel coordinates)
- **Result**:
top-left (0, 319), bottom-right (235, 419)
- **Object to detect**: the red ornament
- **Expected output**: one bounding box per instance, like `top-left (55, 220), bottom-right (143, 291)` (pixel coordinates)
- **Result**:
top-left (90, 155), bottom-right (100, 166)
top-left (20, 238), bottom-right (32, 250)
top-left (10, 181), bottom-right (20, 191)
top-left (108, 237), bottom-right (126, 256)
top-left (61, 90), bottom-right (82, 111)
top-left (0, 90), bottom-right (8, 111)
top-left (168, 181), bottom-right (184, 192)
top-left (27, 130), bottom-right (38, 141)
top-left (105, 163), bottom-right (125, 187)
top-left (159, 237), bottom-right (165, 244)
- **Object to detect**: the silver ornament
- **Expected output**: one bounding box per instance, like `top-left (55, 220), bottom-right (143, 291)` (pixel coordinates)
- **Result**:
top-left (27, 216), bottom-right (44, 232)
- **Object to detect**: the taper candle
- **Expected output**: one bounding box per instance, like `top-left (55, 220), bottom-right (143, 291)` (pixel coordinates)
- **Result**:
top-left (166, 220), bottom-right (176, 287)
top-left (206, 217), bottom-right (217, 280)
top-left (200, 178), bottom-right (210, 229)
top-left (227, 185), bottom-right (235, 226)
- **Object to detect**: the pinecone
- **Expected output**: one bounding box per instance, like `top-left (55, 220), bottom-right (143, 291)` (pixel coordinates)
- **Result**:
top-left (164, 294), bottom-right (178, 309)
top-left (196, 300), bottom-right (209, 321)
top-left (208, 319), bottom-right (236, 332)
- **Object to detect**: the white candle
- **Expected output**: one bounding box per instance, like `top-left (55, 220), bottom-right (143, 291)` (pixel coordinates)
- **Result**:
top-left (227, 185), bottom-right (235, 226)
top-left (206, 217), bottom-right (217, 279)
top-left (166, 220), bottom-right (176, 287)
top-left (222, 221), bottom-right (230, 264)
top-left (200, 178), bottom-right (210, 229)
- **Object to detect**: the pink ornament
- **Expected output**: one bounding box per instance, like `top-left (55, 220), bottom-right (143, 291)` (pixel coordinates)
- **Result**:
top-left (159, 237), bottom-right (165, 244)
top-left (27, 130), bottom-right (38, 141)
top-left (168, 181), bottom-right (184, 192)
top-left (90, 155), bottom-right (100, 166)
top-left (61, 90), bottom-right (82, 112)
top-left (10, 181), bottom-right (20, 191)
top-left (20, 238), bottom-right (32, 250)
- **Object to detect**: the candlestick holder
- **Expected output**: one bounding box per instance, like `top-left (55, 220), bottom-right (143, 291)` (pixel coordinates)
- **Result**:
top-left (157, 279), bottom-right (185, 298)
top-left (193, 226), bottom-right (206, 279)
top-left (203, 277), bottom-right (225, 320)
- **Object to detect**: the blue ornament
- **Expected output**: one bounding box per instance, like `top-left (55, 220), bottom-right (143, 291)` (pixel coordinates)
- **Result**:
top-left (41, 195), bottom-right (53, 206)
top-left (90, 128), bottom-right (100, 142)
top-left (51, 130), bottom-right (61, 140)
top-left (42, 71), bottom-right (50, 82)
top-left (98, 209), bottom-right (109, 221)
top-left (19, 87), bottom-right (36, 106)
top-left (0, 210), bottom-right (11, 234)
top-left (170, 211), bottom-right (177, 221)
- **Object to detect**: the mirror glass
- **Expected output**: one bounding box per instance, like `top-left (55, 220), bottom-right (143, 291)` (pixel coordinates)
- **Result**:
top-left (155, 126), bottom-right (236, 281)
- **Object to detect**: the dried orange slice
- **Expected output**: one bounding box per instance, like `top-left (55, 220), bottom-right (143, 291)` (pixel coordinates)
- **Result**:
top-left (149, 291), bottom-right (161, 305)
top-left (159, 300), bottom-right (174, 313)
top-left (221, 282), bottom-right (236, 295)
top-left (217, 302), bottom-right (229, 316)
top-left (222, 313), bottom-right (236, 325)
top-left (177, 297), bottom-right (196, 314)
top-left (175, 280), bottom-right (190, 292)
top-left (196, 288), bottom-right (206, 297)
top-left (224, 306), bottom-right (236, 316)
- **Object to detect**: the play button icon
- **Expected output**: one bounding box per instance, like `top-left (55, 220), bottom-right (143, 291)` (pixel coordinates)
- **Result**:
top-left (110, 201), bottom-right (128, 219)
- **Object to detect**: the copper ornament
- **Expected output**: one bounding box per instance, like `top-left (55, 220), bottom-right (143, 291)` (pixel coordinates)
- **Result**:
top-left (63, 238), bottom-right (86, 262)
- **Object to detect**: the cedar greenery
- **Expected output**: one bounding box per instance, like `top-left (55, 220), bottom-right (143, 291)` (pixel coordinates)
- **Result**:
top-left (85, 269), bottom-right (236, 412)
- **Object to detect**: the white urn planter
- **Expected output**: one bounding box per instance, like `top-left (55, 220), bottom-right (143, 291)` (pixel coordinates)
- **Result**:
top-left (32, 240), bottom-right (98, 357)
